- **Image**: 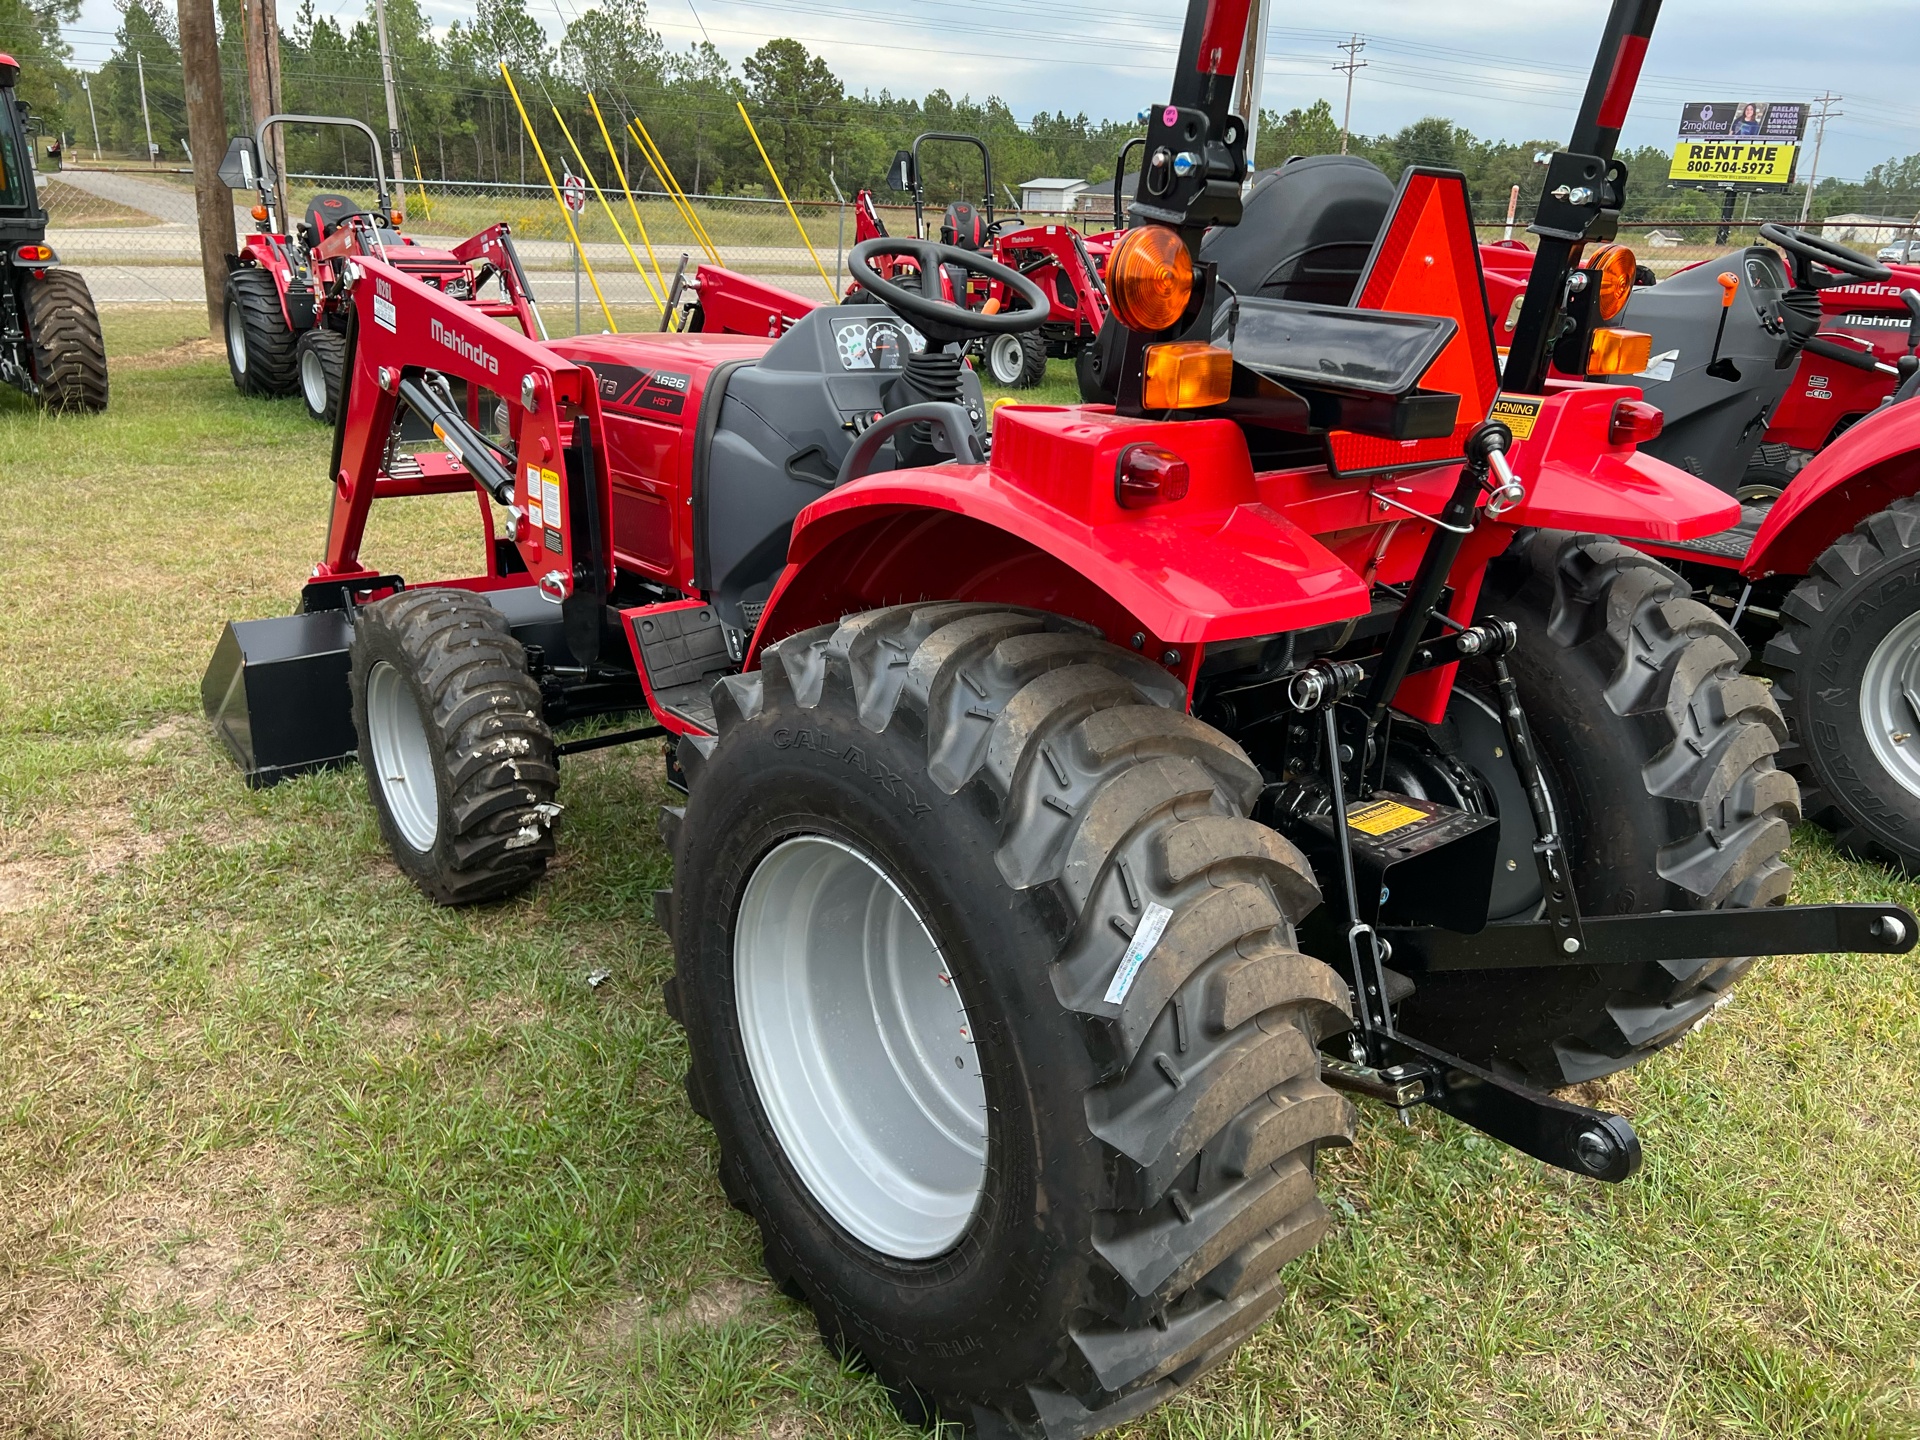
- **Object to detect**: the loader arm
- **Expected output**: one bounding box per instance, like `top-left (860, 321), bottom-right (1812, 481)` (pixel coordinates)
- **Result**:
top-left (317, 254), bottom-right (611, 609)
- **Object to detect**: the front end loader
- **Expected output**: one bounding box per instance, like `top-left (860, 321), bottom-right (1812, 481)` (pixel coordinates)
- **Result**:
top-left (200, 1), bottom-right (1913, 1434)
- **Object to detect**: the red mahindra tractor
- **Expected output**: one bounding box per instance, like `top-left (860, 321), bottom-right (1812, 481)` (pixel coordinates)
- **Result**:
top-left (0, 52), bottom-right (107, 413)
top-left (201, 0), bottom-right (1914, 1433)
top-left (217, 116), bottom-right (546, 422)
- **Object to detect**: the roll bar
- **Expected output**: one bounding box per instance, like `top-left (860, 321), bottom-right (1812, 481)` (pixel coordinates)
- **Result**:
top-left (233, 113), bottom-right (392, 236)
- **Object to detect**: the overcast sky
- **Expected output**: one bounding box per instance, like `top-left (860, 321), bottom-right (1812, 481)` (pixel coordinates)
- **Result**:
top-left (55, 0), bottom-right (1920, 182)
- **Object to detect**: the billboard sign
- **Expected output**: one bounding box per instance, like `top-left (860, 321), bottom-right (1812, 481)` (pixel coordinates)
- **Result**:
top-left (1669, 101), bottom-right (1806, 189)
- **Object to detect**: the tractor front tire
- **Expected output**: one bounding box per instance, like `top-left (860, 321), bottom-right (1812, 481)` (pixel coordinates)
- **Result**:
top-left (224, 267), bottom-right (298, 398)
top-left (984, 331), bottom-right (1049, 389)
top-left (349, 589), bottom-right (559, 905)
top-left (1763, 498), bottom-right (1920, 873)
top-left (295, 326), bottom-right (347, 423)
top-left (21, 267), bottom-right (108, 412)
top-left (668, 604), bottom-right (1353, 1439)
top-left (1397, 532), bottom-right (1799, 1086)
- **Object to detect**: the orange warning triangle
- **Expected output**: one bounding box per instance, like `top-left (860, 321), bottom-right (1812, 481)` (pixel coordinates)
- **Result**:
top-left (1328, 167), bottom-right (1502, 476)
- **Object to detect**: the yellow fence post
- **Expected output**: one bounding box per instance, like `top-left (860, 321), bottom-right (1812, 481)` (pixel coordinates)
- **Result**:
top-left (589, 93), bottom-right (667, 295)
top-left (547, 99), bottom-right (666, 313)
top-left (629, 118), bottom-right (722, 264)
top-left (410, 145), bottom-right (432, 222)
top-left (499, 62), bottom-right (617, 333)
top-left (736, 100), bottom-right (834, 297)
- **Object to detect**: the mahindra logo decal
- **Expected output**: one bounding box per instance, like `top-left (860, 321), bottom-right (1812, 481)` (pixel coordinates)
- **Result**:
top-left (430, 317), bottom-right (499, 376)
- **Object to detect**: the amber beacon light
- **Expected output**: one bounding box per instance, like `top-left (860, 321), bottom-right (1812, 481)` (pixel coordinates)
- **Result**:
top-left (1107, 225), bottom-right (1194, 332)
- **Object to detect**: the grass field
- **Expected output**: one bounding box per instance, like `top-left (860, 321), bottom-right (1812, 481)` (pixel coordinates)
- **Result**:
top-left (1, 306), bottom-right (1918, 1438)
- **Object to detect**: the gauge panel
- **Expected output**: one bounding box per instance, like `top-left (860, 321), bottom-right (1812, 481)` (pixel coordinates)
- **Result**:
top-left (831, 317), bottom-right (926, 371)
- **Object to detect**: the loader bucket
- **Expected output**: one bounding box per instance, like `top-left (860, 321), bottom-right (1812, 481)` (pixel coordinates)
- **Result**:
top-left (201, 612), bottom-right (358, 786)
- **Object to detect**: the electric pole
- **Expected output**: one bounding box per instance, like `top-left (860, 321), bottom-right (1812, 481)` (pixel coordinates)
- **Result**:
top-left (177, 0), bottom-right (235, 334)
top-left (136, 52), bottom-right (157, 167)
top-left (1798, 91), bottom-right (1840, 226)
top-left (1334, 34), bottom-right (1367, 155)
top-left (372, 0), bottom-right (407, 216)
top-left (81, 72), bottom-right (99, 159)
top-left (241, 0), bottom-right (286, 193)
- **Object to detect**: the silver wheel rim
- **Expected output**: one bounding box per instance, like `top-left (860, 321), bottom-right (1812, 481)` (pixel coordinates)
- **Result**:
top-left (1859, 609), bottom-right (1920, 801)
top-left (734, 835), bottom-right (986, 1258)
top-left (300, 344), bottom-right (329, 415)
top-left (988, 333), bottom-right (1024, 384)
top-left (227, 298), bottom-right (248, 374)
top-left (366, 660), bottom-right (440, 851)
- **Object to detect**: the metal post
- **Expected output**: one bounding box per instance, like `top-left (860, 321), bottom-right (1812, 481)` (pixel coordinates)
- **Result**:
top-left (574, 243), bottom-right (581, 335)
top-left (1714, 185), bottom-right (1736, 245)
top-left (827, 155), bottom-right (846, 284)
top-left (1334, 34), bottom-right (1366, 154)
top-left (1799, 92), bottom-right (1840, 226)
top-left (136, 53), bottom-right (157, 167)
top-left (1502, 184), bottom-right (1519, 240)
top-left (372, 0), bottom-right (407, 215)
top-left (81, 74), bottom-right (100, 159)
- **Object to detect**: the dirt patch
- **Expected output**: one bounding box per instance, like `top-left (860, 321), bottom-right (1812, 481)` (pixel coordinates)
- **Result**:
top-left (1557, 1071), bottom-right (1636, 1117)
top-left (114, 334), bottom-right (224, 373)
top-left (584, 1276), bottom-right (767, 1359)
top-left (126, 715), bottom-right (202, 759)
top-left (0, 1143), bottom-right (363, 1438)
top-left (0, 859), bottom-right (50, 915)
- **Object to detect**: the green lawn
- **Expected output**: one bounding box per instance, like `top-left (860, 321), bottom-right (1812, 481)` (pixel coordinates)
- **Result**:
top-left (1, 307), bottom-right (1917, 1438)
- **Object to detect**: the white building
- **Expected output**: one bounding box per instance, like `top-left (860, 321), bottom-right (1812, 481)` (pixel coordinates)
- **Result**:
top-left (1018, 177), bottom-right (1090, 215)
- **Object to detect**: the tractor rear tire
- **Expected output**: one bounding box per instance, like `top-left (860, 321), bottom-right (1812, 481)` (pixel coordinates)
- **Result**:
top-left (224, 267), bottom-right (298, 398)
top-left (984, 331), bottom-right (1049, 389)
top-left (21, 267), bottom-right (108, 413)
top-left (668, 604), bottom-right (1353, 1439)
top-left (296, 326), bottom-right (346, 423)
top-left (349, 589), bottom-right (559, 905)
top-left (1396, 532), bottom-right (1799, 1087)
top-left (1762, 497), bottom-right (1920, 873)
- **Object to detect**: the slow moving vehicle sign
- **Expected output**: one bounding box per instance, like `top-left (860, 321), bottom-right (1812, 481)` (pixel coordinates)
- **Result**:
top-left (1667, 101), bottom-right (1805, 190)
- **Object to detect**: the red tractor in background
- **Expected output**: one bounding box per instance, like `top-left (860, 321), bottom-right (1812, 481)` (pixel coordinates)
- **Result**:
top-left (0, 52), bottom-right (107, 413)
top-left (199, 0), bottom-right (1918, 1434)
top-left (217, 116), bottom-right (546, 422)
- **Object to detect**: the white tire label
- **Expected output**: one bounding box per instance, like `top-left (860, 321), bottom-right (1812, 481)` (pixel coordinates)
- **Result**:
top-left (1104, 901), bottom-right (1174, 1006)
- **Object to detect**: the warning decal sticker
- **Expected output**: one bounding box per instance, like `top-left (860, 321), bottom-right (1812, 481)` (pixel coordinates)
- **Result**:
top-left (1488, 393), bottom-right (1545, 441)
top-left (1346, 799), bottom-right (1428, 837)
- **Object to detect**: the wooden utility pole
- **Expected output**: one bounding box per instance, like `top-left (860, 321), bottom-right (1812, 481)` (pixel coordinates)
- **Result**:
top-left (178, 0), bottom-right (234, 333)
top-left (241, 0), bottom-right (287, 192)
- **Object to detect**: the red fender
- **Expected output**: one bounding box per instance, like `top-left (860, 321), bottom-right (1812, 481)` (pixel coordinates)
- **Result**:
top-left (752, 408), bottom-right (1369, 663)
top-left (1744, 398), bottom-right (1920, 579)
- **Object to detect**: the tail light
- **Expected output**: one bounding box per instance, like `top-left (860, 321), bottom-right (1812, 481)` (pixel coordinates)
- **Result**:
top-left (1115, 443), bottom-right (1190, 509)
top-left (1143, 341), bottom-right (1231, 410)
top-left (1587, 327), bottom-right (1653, 375)
top-left (14, 244), bottom-right (52, 262)
top-left (1107, 225), bottom-right (1192, 332)
top-left (1609, 398), bottom-right (1664, 446)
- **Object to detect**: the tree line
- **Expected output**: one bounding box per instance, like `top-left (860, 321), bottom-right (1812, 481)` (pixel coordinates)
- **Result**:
top-left (6, 0), bottom-right (1920, 226)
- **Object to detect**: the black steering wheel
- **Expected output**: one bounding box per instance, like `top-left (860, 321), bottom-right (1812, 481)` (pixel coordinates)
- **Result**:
top-left (1760, 223), bottom-right (1892, 286)
top-left (849, 237), bottom-right (1051, 346)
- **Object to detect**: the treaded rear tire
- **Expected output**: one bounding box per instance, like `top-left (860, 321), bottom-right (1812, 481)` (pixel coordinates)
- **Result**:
top-left (1397, 532), bottom-right (1799, 1086)
top-left (349, 589), bottom-right (559, 905)
top-left (224, 266), bottom-right (298, 398)
top-left (1763, 497), bottom-right (1920, 873)
top-left (668, 603), bottom-right (1353, 1439)
top-left (21, 267), bottom-right (108, 413)
top-left (295, 326), bottom-right (346, 423)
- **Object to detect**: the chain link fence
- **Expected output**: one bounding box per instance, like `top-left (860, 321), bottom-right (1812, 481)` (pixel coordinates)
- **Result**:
top-left (40, 160), bottom-right (1919, 320)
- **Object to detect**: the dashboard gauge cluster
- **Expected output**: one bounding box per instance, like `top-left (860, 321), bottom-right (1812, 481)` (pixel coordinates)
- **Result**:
top-left (832, 317), bottom-right (927, 371)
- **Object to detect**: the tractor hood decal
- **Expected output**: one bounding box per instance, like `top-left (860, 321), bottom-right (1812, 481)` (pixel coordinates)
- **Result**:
top-left (586, 361), bottom-right (691, 417)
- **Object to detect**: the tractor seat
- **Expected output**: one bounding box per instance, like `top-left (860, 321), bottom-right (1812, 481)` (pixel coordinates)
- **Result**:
top-left (1200, 154), bottom-right (1394, 307)
top-left (940, 201), bottom-right (987, 252)
top-left (305, 192), bottom-right (376, 242)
